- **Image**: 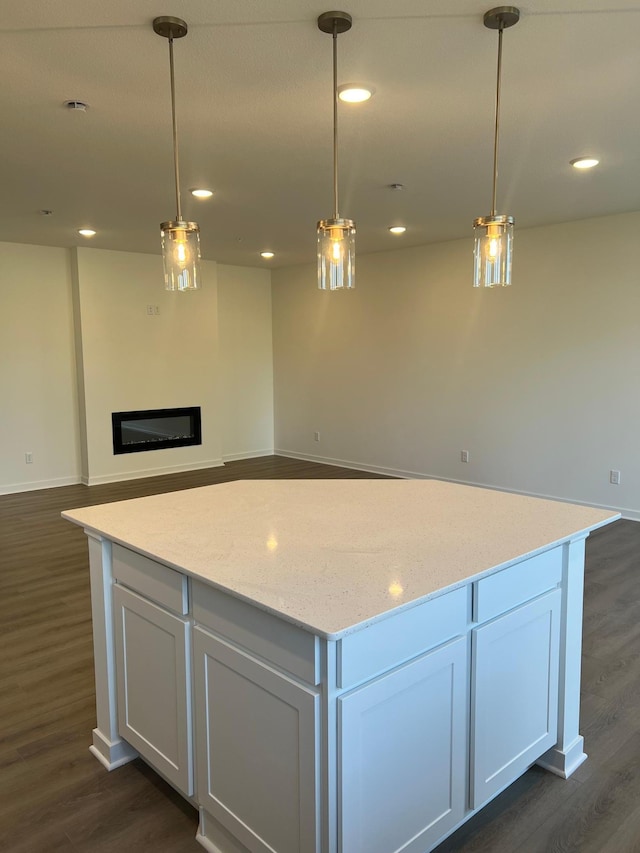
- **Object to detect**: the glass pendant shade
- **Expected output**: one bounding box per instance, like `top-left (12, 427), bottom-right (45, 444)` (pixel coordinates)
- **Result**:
top-left (317, 218), bottom-right (355, 290)
top-left (161, 220), bottom-right (201, 291)
top-left (473, 215), bottom-right (513, 287)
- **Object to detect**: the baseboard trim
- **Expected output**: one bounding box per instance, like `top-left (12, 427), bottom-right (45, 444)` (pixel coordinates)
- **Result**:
top-left (85, 459), bottom-right (225, 486)
top-left (274, 449), bottom-right (636, 521)
top-left (223, 449), bottom-right (275, 462)
top-left (0, 475), bottom-right (82, 495)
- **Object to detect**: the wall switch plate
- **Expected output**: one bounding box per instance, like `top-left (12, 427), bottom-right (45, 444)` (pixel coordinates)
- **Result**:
top-left (461, 450), bottom-right (470, 463)
top-left (314, 431), bottom-right (320, 442)
top-left (25, 452), bottom-right (33, 464)
top-left (610, 469), bottom-right (621, 485)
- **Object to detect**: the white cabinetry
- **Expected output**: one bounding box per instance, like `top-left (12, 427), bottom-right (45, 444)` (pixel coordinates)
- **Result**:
top-left (471, 589), bottom-right (561, 809)
top-left (73, 529), bottom-right (593, 853)
top-left (469, 542), bottom-right (563, 811)
top-left (193, 626), bottom-right (320, 853)
top-left (112, 545), bottom-right (193, 798)
top-left (339, 636), bottom-right (468, 853)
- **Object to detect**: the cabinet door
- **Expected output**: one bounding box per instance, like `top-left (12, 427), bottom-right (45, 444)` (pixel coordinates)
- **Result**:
top-left (113, 584), bottom-right (193, 795)
top-left (339, 636), bottom-right (467, 853)
top-left (193, 626), bottom-right (320, 853)
top-left (471, 589), bottom-right (561, 809)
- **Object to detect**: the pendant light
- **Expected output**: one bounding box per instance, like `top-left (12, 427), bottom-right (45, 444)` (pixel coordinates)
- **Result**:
top-left (317, 11), bottom-right (355, 291)
top-left (153, 16), bottom-right (201, 292)
top-left (473, 6), bottom-right (520, 288)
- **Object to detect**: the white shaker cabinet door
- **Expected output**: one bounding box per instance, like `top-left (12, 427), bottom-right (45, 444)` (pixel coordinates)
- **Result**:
top-left (471, 588), bottom-right (561, 809)
top-left (193, 626), bottom-right (320, 853)
top-left (113, 583), bottom-right (193, 796)
top-left (339, 636), bottom-right (468, 853)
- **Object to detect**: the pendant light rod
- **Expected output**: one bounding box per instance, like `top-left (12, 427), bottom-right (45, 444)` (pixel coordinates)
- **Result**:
top-left (332, 22), bottom-right (339, 219)
top-left (483, 6), bottom-right (519, 216)
top-left (318, 11), bottom-right (352, 220)
top-left (491, 24), bottom-right (503, 216)
top-left (168, 34), bottom-right (183, 222)
top-left (153, 16), bottom-right (188, 222)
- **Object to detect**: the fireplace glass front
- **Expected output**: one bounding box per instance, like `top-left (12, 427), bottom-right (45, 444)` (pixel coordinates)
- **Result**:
top-left (112, 407), bottom-right (201, 454)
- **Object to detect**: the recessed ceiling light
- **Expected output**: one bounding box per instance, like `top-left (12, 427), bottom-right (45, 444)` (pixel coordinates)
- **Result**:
top-left (260, 251), bottom-right (275, 259)
top-left (190, 188), bottom-right (214, 198)
top-left (338, 84), bottom-right (374, 103)
top-left (388, 225), bottom-right (407, 234)
top-left (570, 157), bottom-right (599, 170)
top-left (78, 228), bottom-right (96, 237)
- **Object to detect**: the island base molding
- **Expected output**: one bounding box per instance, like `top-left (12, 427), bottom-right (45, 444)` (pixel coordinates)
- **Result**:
top-left (536, 736), bottom-right (588, 779)
top-left (89, 728), bottom-right (138, 771)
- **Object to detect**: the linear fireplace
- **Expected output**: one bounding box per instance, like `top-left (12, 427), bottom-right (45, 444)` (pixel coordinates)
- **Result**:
top-left (112, 407), bottom-right (202, 455)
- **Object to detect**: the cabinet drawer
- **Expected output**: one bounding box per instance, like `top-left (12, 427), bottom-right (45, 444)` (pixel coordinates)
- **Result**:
top-left (112, 543), bottom-right (188, 615)
top-left (337, 586), bottom-right (469, 689)
top-left (192, 580), bottom-right (319, 686)
top-left (473, 547), bottom-right (562, 624)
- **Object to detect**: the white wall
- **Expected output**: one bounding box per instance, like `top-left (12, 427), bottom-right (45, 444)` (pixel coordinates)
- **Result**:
top-left (217, 265), bottom-right (274, 460)
top-left (1, 242), bottom-right (275, 493)
top-left (0, 243), bottom-right (81, 491)
top-left (272, 211), bottom-right (640, 519)
top-left (72, 248), bottom-right (223, 484)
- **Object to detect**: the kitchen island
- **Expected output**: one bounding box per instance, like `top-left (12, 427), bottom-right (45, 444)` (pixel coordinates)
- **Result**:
top-left (63, 479), bottom-right (618, 853)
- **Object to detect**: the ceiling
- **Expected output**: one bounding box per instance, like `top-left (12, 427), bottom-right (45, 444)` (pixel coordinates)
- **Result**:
top-left (1, 0), bottom-right (639, 268)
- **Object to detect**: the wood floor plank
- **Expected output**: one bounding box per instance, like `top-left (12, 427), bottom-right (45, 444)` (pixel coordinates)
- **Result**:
top-left (505, 732), bottom-right (640, 853)
top-left (433, 766), bottom-right (582, 852)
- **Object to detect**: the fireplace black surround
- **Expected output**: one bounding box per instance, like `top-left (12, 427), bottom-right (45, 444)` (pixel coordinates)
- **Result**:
top-left (112, 407), bottom-right (201, 455)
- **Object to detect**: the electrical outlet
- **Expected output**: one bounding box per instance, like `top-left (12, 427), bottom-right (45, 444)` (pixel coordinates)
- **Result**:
top-left (314, 431), bottom-right (320, 442)
top-left (461, 450), bottom-right (470, 463)
top-left (610, 469), bottom-right (621, 485)
top-left (25, 452), bottom-right (33, 464)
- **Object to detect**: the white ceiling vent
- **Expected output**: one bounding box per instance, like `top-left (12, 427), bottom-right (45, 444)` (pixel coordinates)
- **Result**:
top-left (63, 100), bottom-right (89, 112)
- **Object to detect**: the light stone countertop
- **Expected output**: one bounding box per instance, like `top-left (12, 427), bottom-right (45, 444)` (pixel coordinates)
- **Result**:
top-left (62, 479), bottom-right (619, 638)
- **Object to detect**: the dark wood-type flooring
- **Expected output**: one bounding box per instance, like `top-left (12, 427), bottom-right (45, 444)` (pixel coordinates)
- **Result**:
top-left (1, 456), bottom-right (639, 852)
